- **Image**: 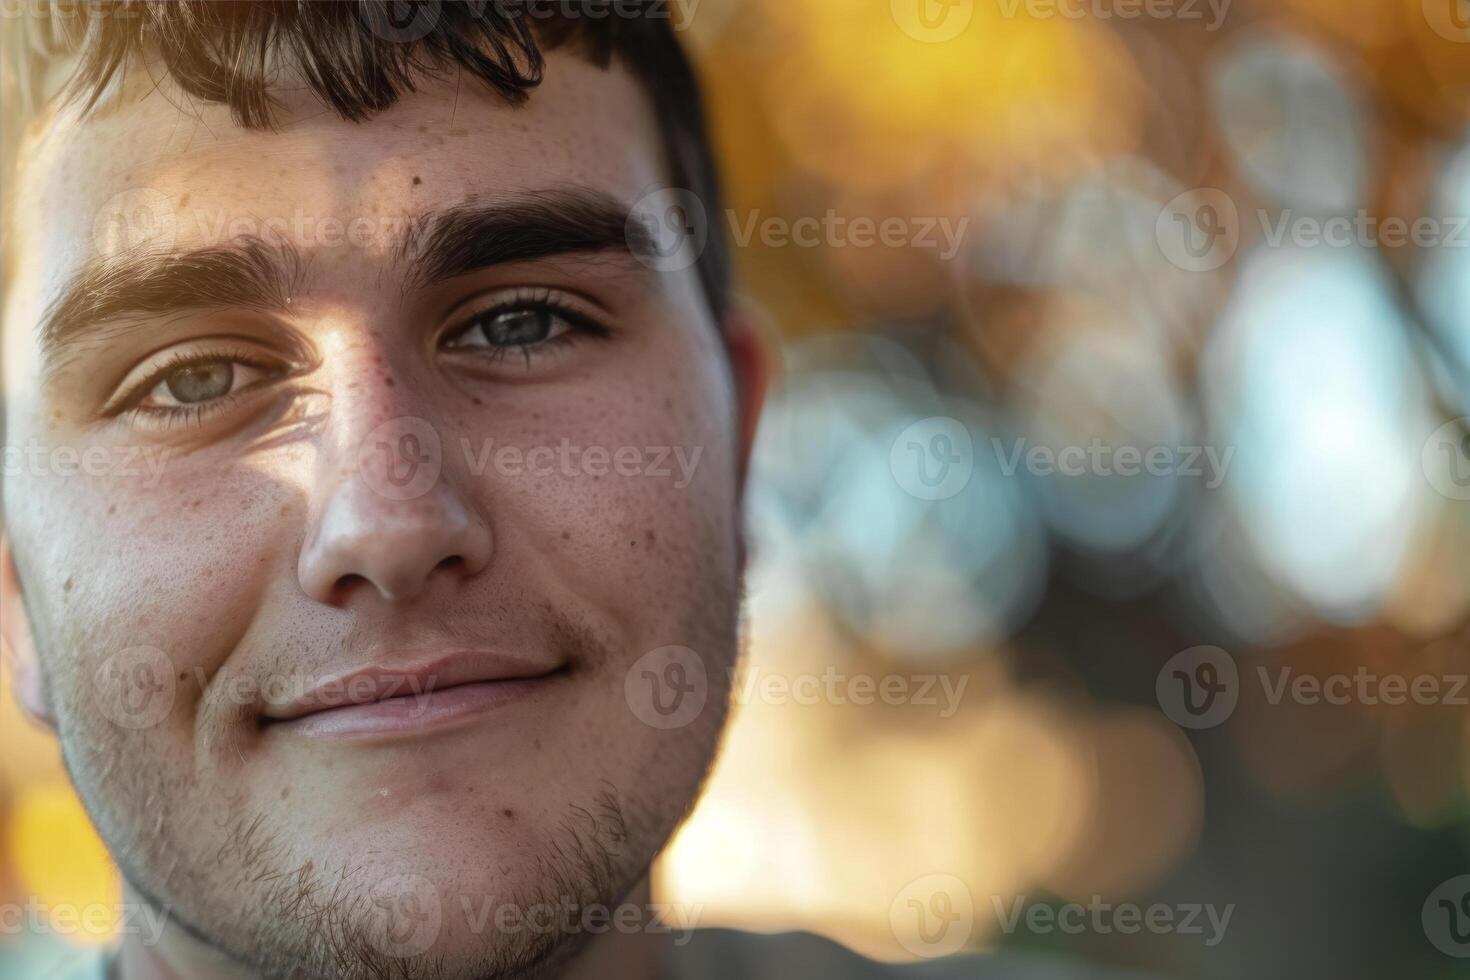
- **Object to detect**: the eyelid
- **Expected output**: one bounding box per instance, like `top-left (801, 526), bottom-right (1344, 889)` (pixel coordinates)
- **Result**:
top-left (440, 285), bottom-right (612, 344)
top-left (104, 340), bottom-right (289, 415)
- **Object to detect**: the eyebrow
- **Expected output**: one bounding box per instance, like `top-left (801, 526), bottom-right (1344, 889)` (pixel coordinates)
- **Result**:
top-left (39, 188), bottom-right (656, 377)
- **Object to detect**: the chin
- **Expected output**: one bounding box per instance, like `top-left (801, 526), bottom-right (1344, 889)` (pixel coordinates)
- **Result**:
top-left (294, 790), bottom-right (635, 959)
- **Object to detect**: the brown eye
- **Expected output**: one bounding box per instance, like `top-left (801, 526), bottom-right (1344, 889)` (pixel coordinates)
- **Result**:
top-left (164, 362), bottom-right (235, 404)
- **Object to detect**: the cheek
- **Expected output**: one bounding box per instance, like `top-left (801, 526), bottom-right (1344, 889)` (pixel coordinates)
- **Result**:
top-left (11, 456), bottom-right (302, 735)
top-left (477, 351), bottom-right (740, 639)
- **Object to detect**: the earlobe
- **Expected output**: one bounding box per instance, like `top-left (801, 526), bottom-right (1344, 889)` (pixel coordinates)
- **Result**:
top-left (720, 297), bottom-right (776, 491)
top-left (1, 536), bottom-right (55, 729)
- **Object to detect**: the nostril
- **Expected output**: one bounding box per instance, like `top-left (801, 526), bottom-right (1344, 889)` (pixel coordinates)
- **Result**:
top-left (332, 572), bottom-right (372, 600)
top-left (298, 486), bottom-right (492, 604)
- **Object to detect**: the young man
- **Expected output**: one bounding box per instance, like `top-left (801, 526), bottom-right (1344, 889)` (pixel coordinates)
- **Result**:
top-left (0, 4), bottom-right (1140, 978)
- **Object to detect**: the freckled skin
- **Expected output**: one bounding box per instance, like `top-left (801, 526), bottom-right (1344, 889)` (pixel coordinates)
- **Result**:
top-left (1, 54), bottom-right (760, 980)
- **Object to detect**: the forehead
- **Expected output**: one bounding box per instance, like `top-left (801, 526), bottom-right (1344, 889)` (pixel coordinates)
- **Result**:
top-left (2, 51), bottom-right (664, 380)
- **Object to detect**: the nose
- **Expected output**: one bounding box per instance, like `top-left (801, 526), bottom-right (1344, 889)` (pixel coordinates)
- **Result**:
top-left (298, 417), bottom-right (493, 604)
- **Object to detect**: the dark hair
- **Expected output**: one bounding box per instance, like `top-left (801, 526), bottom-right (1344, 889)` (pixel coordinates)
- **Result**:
top-left (1, 0), bottom-right (730, 317)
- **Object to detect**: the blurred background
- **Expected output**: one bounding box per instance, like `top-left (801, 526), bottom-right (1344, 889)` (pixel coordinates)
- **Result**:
top-left (10, 0), bottom-right (1470, 976)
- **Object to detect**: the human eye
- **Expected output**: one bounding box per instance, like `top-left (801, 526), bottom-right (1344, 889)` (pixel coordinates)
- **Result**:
top-left (441, 287), bottom-right (609, 366)
top-left (106, 343), bottom-right (288, 430)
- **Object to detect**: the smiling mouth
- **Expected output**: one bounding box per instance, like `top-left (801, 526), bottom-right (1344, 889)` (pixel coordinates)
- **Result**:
top-left (260, 663), bottom-right (569, 740)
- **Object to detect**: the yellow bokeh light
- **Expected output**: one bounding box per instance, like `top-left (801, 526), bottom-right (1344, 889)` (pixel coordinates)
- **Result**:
top-left (757, 0), bottom-right (1144, 189)
top-left (8, 783), bottom-right (119, 946)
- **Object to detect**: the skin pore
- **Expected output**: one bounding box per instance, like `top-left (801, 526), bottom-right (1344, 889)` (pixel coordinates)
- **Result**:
top-left (0, 49), bottom-right (767, 980)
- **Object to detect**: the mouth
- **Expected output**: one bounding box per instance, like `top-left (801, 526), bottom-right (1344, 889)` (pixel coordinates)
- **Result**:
top-left (259, 654), bottom-right (568, 740)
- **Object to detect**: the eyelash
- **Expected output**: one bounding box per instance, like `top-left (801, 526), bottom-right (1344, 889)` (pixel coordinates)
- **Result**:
top-left (115, 346), bottom-right (283, 428)
top-left (443, 287), bottom-right (610, 365)
top-left (110, 290), bottom-right (608, 428)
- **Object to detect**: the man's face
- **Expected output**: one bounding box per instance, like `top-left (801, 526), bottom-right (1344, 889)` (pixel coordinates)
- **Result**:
top-left (1, 51), bottom-right (747, 979)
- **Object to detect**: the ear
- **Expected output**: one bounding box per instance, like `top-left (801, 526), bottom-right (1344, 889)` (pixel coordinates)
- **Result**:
top-left (1, 535), bottom-right (54, 729)
top-left (720, 297), bottom-right (776, 495)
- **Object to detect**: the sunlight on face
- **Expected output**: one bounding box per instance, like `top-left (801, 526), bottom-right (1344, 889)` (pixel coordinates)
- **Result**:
top-left (2, 52), bottom-right (744, 980)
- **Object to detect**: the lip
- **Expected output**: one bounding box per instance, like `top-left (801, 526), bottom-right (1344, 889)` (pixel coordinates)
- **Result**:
top-left (260, 652), bottom-right (565, 739)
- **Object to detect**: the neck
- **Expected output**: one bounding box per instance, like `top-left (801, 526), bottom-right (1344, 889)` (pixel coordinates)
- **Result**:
top-left (115, 877), bottom-right (668, 980)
